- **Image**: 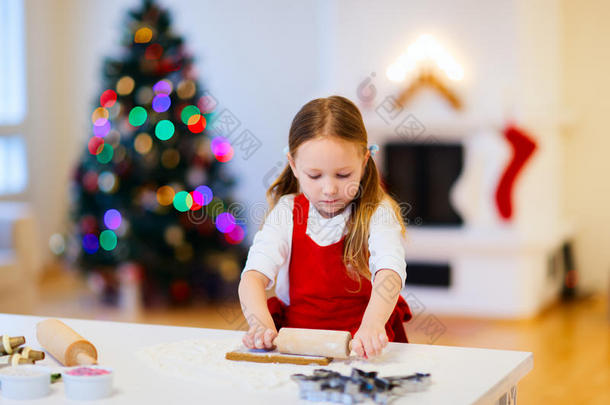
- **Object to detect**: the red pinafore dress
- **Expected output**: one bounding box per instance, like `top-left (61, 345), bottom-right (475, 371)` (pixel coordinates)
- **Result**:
top-left (267, 193), bottom-right (412, 342)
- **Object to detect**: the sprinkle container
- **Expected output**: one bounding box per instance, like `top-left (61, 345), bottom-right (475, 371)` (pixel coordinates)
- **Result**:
top-left (62, 366), bottom-right (113, 400)
top-left (0, 365), bottom-right (52, 400)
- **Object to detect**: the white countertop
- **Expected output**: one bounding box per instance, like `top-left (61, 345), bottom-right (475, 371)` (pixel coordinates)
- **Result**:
top-left (0, 313), bottom-right (533, 404)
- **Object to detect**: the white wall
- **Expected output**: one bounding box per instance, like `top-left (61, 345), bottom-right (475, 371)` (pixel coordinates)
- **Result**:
top-left (562, 0), bottom-right (610, 291)
top-left (22, 0), bottom-right (72, 266)
top-left (322, 0), bottom-right (520, 119)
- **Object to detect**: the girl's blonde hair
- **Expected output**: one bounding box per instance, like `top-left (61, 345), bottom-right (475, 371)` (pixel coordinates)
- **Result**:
top-left (266, 95), bottom-right (406, 281)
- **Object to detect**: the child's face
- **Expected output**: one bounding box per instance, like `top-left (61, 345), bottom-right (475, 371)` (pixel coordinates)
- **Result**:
top-left (288, 137), bottom-right (369, 219)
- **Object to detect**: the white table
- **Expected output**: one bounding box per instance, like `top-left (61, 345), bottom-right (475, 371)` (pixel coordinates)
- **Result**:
top-left (0, 313), bottom-right (532, 404)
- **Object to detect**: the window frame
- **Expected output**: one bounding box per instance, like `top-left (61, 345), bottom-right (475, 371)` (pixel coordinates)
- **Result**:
top-left (0, 0), bottom-right (28, 197)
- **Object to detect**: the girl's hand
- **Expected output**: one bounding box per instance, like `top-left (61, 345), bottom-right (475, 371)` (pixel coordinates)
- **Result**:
top-left (352, 323), bottom-right (389, 359)
top-left (242, 324), bottom-right (278, 350)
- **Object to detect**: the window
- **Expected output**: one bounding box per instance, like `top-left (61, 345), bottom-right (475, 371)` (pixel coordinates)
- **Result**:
top-left (0, 135), bottom-right (27, 194)
top-left (0, 0), bottom-right (27, 195)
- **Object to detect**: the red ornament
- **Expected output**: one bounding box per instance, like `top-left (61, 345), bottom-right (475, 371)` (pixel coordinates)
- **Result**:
top-left (495, 125), bottom-right (537, 220)
top-left (157, 58), bottom-right (181, 75)
top-left (115, 160), bottom-right (132, 176)
top-left (196, 218), bottom-right (215, 235)
top-left (198, 94), bottom-right (217, 114)
top-left (145, 43), bottom-right (163, 60)
top-left (170, 280), bottom-right (191, 302)
top-left (178, 214), bottom-right (195, 229)
top-left (192, 155), bottom-right (206, 166)
top-left (175, 103), bottom-right (188, 122)
top-left (80, 215), bottom-right (98, 234)
top-left (118, 262), bottom-right (143, 284)
top-left (82, 171), bottom-right (99, 192)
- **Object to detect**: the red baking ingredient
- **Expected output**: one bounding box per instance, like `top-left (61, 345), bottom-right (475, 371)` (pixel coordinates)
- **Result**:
top-left (66, 367), bottom-right (110, 376)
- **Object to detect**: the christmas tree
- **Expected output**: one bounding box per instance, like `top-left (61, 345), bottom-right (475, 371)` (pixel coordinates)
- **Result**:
top-left (67, 0), bottom-right (246, 306)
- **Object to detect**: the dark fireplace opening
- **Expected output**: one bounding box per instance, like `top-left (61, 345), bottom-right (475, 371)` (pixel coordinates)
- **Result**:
top-left (405, 262), bottom-right (452, 288)
top-left (383, 141), bottom-right (464, 227)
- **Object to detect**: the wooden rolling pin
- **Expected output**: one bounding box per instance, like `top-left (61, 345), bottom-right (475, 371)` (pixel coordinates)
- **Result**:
top-left (274, 328), bottom-right (352, 359)
top-left (36, 319), bottom-right (98, 366)
top-left (226, 327), bottom-right (353, 365)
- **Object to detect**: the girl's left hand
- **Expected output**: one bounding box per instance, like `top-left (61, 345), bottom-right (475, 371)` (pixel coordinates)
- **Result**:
top-left (352, 323), bottom-right (389, 359)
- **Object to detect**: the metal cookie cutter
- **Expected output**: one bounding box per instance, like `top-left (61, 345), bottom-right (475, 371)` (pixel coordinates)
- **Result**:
top-left (291, 368), bottom-right (431, 404)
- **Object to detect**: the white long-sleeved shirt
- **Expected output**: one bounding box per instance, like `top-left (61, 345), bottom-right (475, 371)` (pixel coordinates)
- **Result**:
top-left (241, 193), bottom-right (407, 305)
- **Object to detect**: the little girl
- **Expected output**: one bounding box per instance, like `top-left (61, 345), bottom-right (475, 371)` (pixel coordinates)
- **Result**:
top-left (238, 95), bottom-right (412, 359)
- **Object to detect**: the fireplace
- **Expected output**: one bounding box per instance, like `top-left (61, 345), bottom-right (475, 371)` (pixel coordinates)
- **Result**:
top-left (384, 142), bottom-right (464, 227)
top-left (383, 141), bottom-right (463, 290)
top-left (370, 123), bottom-right (571, 318)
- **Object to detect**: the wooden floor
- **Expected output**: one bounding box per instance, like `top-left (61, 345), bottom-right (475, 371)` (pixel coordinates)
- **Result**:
top-left (4, 269), bottom-right (609, 404)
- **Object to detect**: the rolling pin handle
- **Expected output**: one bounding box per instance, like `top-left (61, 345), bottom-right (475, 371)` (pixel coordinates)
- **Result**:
top-left (76, 352), bottom-right (98, 365)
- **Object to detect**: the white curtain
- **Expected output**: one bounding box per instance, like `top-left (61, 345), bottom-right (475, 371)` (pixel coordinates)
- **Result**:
top-left (0, 0), bottom-right (27, 195)
top-left (0, 0), bottom-right (26, 126)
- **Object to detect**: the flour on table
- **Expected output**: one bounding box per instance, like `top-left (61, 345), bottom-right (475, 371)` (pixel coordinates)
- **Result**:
top-left (136, 338), bottom-right (437, 392)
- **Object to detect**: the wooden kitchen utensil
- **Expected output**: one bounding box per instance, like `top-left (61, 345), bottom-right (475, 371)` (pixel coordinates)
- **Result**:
top-left (36, 319), bottom-right (98, 366)
top-left (225, 327), bottom-right (352, 365)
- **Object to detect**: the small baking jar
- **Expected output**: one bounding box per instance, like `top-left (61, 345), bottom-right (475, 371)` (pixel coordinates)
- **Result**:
top-left (0, 365), bottom-right (52, 400)
top-left (62, 366), bottom-right (114, 400)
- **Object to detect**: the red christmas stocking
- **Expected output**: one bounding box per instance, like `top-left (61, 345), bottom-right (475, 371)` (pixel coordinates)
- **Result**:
top-left (495, 125), bottom-right (537, 220)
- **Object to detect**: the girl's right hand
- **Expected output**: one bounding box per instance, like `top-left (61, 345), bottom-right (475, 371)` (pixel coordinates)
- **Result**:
top-left (242, 324), bottom-right (278, 350)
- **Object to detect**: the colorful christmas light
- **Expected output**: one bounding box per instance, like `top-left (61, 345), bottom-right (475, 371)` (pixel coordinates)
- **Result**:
top-left (96, 144), bottom-right (114, 164)
top-left (187, 114), bottom-right (206, 133)
top-left (103, 209), bottom-right (122, 230)
top-left (152, 94), bottom-right (171, 112)
top-left (225, 225), bottom-right (245, 244)
top-left (211, 137), bottom-right (234, 162)
top-left (82, 234), bottom-right (99, 254)
top-left (173, 190), bottom-right (193, 212)
top-left (180, 105), bottom-right (200, 125)
top-left (98, 171), bottom-right (117, 193)
top-left (155, 120), bottom-right (175, 140)
top-left (99, 230), bottom-right (118, 251)
top-left (116, 76), bottom-right (135, 95)
top-left (134, 133), bottom-right (153, 154)
top-left (88, 137), bottom-right (105, 155)
top-left (194, 185), bottom-right (213, 205)
top-left (100, 90), bottom-right (117, 108)
top-left (215, 212), bottom-right (236, 233)
top-left (156, 185), bottom-right (175, 206)
top-left (93, 120), bottom-right (111, 137)
top-left (153, 79), bottom-right (172, 95)
top-left (129, 106), bottom-right (148, 126)
top-left (134, 27), bottom-right (153, 43)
